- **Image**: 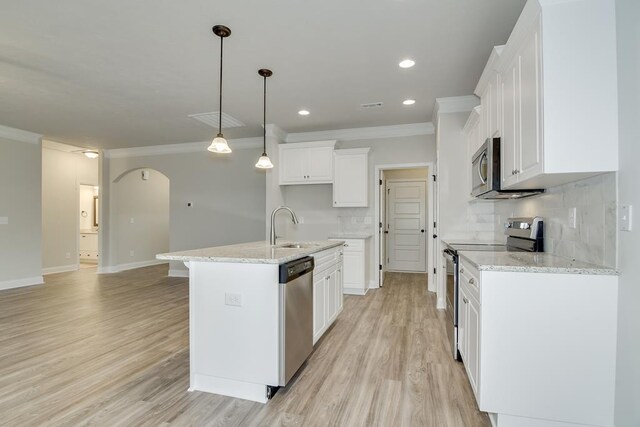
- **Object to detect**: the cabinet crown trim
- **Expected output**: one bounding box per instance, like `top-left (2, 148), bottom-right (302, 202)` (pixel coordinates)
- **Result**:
top-left (474, 45), bottom-right (505, 96)
top-left (279, 140), bottom-right (336, 149)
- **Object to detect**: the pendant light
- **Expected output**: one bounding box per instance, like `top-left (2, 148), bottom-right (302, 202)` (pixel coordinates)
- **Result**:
top-left (207, 25), bottom-right (232, 154)
top-left (255, 68), bottom-right (274, 169)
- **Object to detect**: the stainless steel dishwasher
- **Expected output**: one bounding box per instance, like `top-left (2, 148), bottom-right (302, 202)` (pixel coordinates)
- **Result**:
top-left (278, 256), bottom-right (314, 386)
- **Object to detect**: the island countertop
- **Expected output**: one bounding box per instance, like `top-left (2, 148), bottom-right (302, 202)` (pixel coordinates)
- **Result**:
top-left (156, 240), bottom-right (345, 264)
top-left (458, 251), bottom-right (619, 276)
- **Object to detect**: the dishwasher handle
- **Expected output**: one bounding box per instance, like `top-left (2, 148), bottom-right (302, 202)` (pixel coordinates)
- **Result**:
top-left (279, 256), bottom-right (315, 283)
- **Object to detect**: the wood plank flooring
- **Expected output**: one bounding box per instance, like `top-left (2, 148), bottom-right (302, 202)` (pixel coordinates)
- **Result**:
top-left (0, 265), bottom-right (489, 426)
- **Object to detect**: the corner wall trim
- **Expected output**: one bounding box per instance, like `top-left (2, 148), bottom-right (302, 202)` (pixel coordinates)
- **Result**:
top-left (168, 269), bottom-right (189, 278)
top-left (0, 276), bottom-right (44, 291)
top-left (0, 124), bottom-right (42, 144)
top-left (285, 122), bottom-right (434, 143)
top-left (105, 138), bottom-right (262, 159)
top-left (43, 264), bottom-right (80, 275)
top-left (434, 96), bottom-right (480, 115)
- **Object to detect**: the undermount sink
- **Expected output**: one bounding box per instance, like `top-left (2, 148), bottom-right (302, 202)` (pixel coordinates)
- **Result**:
top-left (276, 242), bottom-right (321, 249)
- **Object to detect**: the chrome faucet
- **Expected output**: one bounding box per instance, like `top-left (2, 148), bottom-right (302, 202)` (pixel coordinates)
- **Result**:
top-left (270, 206), bottom-right (299, 245)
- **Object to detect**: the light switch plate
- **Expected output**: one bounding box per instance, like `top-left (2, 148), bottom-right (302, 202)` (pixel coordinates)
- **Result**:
top-left (568, 207), bottom-right (577, 229)
top-left (620, 204), bottom-right (633, 231)
top-left (225, 293), bottom-right (242, 307)
top-left (0, 217), bottom-right (7, 225)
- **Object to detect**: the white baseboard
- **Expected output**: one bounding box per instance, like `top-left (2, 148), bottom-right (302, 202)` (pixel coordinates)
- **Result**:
top-left (43, 264), bottom-right (79, 275)
top-left (368, 279), bottom-right (378, 289)
top-left (436, 297), bottom-right (446, 310)
top-left (0, 276), bottom-right (44, 291)
top-left (98, 260), bottom-right (168, 274)
top-left (344, 287), bottom-right (368, 296)
top-left (168, 269), bottom-right (189, 278)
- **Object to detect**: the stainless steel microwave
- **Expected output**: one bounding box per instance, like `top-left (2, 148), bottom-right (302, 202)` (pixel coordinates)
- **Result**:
top-left (471, 138), bottom-right (543, 199)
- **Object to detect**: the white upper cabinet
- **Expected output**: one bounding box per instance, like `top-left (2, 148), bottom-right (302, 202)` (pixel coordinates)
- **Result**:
top-left (476, 0), bottom-right (619, 190)
top-left (278, 140), bottom-right (336, 185)
top-left (333, 148), bottom-right (370, 207)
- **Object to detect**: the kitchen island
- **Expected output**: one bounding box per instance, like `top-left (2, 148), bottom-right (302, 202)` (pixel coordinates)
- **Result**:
top-left (156, 240), bottom-right (344, 403)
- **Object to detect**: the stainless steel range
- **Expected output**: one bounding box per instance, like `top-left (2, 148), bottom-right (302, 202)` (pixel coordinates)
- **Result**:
top-left (443, 217), bottom-right (544, 360)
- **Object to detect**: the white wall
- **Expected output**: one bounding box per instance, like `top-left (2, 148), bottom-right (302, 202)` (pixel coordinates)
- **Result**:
top-left (42, 147), bottom-right (98, 272)
top-left (113, 169), bottom-right (169, 268)
top-left (106, 147), bottom-right (266, 275)
top-left (281, 134), bottom-right (436, 287)
top-left (614, 0), bottom-right (640, 425)
top-left (0, 130), bottom-right (42, 289)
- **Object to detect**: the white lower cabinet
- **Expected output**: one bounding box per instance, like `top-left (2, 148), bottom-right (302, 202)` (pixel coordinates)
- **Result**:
top-left (79, 233), bottom-right (98, 261)
top-left (329, 238), bottom-right (369, 295)
top-left (312, 246), bottom-right (344, 345)
top-left (458, 257), bottom-right (619, 427)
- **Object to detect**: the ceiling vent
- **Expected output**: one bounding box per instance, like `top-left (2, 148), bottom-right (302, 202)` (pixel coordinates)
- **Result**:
top-left (188, 112), bottom-right (245, 128)
top-left (360, 102), bottom-right (384, 109)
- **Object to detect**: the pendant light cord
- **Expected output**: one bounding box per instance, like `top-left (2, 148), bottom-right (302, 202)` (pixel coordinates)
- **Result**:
top-left (218, 34), bottom-right (224, 135)
top-left (263, 75), bottom-right (267, 153)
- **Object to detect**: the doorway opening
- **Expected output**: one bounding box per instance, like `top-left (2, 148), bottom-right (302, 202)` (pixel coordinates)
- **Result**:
top-left (374, 163), bottom-right (436, 292)
top-left (79, 184), bottom-right (99, 269)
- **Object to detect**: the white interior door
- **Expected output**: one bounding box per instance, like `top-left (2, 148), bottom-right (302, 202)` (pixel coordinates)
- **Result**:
top-left (379, 171), bottom-right (386, 286)
top-left (386, 180), bottom-right (426, 272)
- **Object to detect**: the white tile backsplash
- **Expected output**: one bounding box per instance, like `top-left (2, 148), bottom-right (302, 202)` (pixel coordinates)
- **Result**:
top-left (493, 173), bottom-right (617, 267)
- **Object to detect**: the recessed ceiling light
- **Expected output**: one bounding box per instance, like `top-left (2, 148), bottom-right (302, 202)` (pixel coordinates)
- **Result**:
top-left (399, 59), bottom-right (415, 68)
top-left (403, 99), bottom-right (416, 105)
top-left (298, 110), bottom-right (310, 116)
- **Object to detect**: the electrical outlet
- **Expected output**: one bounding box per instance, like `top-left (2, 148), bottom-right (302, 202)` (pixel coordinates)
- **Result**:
top-left (620, 204), bottom-right (633, 231)
top-left (130, 217), bottom-right (135, 224)
top-left (0, 217), bottom-right (7, 225)
top-left (130, 250), bottom-right (135, 257)
top-left (65, 252), bottom-right (71, 259)
top-left (225, 293), bottom-right (242, 307)
top-left (568, 207), bottom-right (577, 229)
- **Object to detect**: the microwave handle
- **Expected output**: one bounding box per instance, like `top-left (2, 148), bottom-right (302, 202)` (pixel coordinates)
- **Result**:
top-left (477, 152), bottom-right (487, 184)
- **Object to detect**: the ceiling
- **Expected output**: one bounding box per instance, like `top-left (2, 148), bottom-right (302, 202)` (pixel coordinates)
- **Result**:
top-left (0, 0), bottom-right (526, 149)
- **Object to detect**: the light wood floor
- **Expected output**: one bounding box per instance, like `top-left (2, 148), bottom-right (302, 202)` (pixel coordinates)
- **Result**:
top-left (0, 265), bottom-right (489, 426)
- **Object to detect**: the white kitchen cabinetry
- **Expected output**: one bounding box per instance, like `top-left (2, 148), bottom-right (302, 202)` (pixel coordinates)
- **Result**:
top-left (79, 232), bottom-right (98, 261)
top-left (311, 246), bottom-right (344, 344)
top-left (330, 238), bottom-right (369, 295)
top-left (278, 140), bottom-right (336, 185)
top-left (476, 46), bottom-right (504, 144)
top-left (333, 148), bottom-right (370, 207)
top-left (476, 0), bottom-right (619, 190)
top-left (457, 257), bottom-right (619, 427)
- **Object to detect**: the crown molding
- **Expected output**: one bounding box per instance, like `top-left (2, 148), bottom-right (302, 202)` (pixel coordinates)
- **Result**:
top-left (105, 137), bottom-right (262, 159)
top-left (265, 124), bottom-right (287, 142)
top-left (285, 122), bottom-right (434, 144)
top-left (434, 96), bottom-right (480, 117)
top-left (0, 124), bottom-right (42, 144)
top-left (474, 45), bottom-right (505, 96)
top-left (463, 106), bottom-right (483, 133)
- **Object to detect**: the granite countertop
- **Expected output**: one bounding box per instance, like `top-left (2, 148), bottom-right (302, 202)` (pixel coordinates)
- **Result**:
top-left (458, 251), bottom-right (619, 276)
top-left (156, 240), bottom-right (344, 264)
top-left (327, 231), bottom-right (373, 239)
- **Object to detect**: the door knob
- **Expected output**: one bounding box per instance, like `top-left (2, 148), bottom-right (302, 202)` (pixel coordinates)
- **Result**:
top-left (384, 231), bottom-right (389, 234)
top-left (421, 229), bottom-right (425, 233)
top-left (433, 234), bottom-right (438, 238)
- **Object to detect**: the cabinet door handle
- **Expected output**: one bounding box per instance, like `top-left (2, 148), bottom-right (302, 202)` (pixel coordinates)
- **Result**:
top-left (469, 278), bottom-right (475, 285)
top-left (460, 268), bottom-right (465, 274)
top-left (463, 297), bottom-right (469, 304)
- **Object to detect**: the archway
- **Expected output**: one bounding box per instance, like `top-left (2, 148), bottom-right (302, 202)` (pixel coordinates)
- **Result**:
top-left (112, 168), bottom-right (170, 271)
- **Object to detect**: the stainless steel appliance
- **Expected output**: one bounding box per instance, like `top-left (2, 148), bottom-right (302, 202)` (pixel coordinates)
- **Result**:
top-left (278, 256), bottom-right (314, 386)
top-left (471, 138), bottom-right (544, 199)
top-left (443, 216), bottom-right (544, 360)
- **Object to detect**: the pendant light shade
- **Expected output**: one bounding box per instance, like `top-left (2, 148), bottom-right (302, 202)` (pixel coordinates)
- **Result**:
top-left (256, 68), bottom-right (274, 169)
top-left (207, 25), bottom-right (232, 154)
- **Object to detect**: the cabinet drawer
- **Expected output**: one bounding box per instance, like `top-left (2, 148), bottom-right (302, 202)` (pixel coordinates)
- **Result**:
top-left (342, 239), bottom-right (364, 252)
top-left (313, 247), bottom-right (340, 276)
top-left (459, 258), bottom-right (480, 301)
